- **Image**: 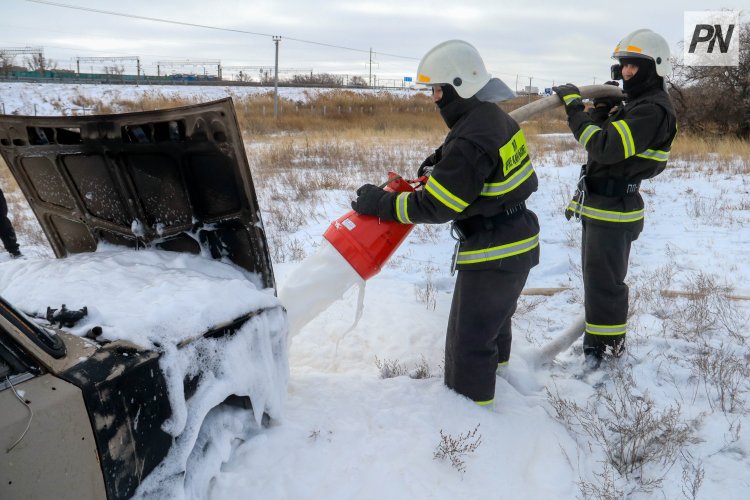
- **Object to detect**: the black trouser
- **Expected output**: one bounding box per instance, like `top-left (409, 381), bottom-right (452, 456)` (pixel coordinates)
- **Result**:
top-left (444, 268), bottom-right (529, 402)
top-left (0, 190), bottom-right (19, 254)
top-left (581, 221), bottom-right (640, 357)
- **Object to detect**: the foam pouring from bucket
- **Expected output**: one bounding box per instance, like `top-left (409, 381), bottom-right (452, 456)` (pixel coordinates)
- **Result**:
top-left (323, 172), bottom-right (418, 280)
top-left (278, 172), bottom-right (421, 338)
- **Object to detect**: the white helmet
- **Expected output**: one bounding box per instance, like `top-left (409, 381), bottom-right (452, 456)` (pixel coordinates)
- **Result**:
top-left (612, 29), bottom-right (672, 77)
top-left (416, 40), bottom-right (492, 98)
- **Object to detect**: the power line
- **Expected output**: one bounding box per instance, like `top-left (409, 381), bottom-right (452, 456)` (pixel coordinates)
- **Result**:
top-left (26, 0), bottom-right (419, 61)
top-left (21, 1), bottom-right (607, 85)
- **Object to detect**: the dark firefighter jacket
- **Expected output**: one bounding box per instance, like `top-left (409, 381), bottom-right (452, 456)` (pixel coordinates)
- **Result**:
top-left (564, 87), bottom-right (678, 231)
top-left (379, 96), bottom-right (539, 272)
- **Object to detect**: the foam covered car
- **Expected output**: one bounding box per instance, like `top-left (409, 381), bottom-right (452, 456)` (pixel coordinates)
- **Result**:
top-left (0, 99), bottom-right (288, 499)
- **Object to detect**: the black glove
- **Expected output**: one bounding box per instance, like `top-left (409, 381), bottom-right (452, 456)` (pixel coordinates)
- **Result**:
top-left (552, 83), bottom-right (584, 114)
top-left (417, 148), bottom-right (441, 178)
top-left (417, 157), bottom-right (434, 178)
top-left (593, 81), bottom-right (622, 110)
top-left (351, 183), bottom-right (391, 218)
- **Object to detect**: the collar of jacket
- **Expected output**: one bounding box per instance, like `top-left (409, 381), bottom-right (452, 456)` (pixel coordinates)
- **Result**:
top-left (439, 95), bottom-right (482, 128)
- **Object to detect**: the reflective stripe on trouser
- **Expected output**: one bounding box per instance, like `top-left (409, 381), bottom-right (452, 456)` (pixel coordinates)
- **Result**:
top-left (581, 221), bottom-right (639, 356)
top-left (444, 268), bottom-right (529, 403)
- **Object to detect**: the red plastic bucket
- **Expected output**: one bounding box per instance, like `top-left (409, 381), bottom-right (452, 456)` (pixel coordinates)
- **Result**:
top-left (323, 173), bottom-right (416, 280)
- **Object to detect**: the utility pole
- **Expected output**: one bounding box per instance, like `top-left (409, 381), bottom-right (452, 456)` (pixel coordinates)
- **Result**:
top-left (593, 76), bottom-right (596, 85)
top-left (515, 74), bottom-right (518, 94)
top-left (369, 48), bottom-right (372, 87)
top-left (273, 36), bottom-right (281, 119)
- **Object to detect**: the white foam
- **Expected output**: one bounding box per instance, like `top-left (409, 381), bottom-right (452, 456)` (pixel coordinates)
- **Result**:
top-left (278, 239), bottom-right (366, 339)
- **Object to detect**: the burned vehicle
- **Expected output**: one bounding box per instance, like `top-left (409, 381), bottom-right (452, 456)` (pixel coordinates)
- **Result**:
top-left (0, 99), bottom-right (288, 499)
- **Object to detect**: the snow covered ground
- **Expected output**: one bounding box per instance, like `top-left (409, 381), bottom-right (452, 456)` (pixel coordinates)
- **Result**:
top-left (1, 83), bottom-right (749, 499)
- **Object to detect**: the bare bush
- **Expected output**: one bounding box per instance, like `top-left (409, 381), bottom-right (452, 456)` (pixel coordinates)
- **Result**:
top-left (409, 355), bottom-right (432, 380)
top-left (412, 223), bottom-right (443, 244)
top-left (548, 367), bottom-right (695, 493)
top-left (665, 272), bottom-right (744, 343)
top-left (631, 260), bottom-right (677, 320)
top-left (578, 463), bottom-right (625, 500)
top-left (565, 256), bottom-right (584, 305)
top-left (414, 264), bottom-right (438, 310)
top-left (691, 343), bottom-right (750, 414)
top-left (375, 355), bottom-right (434, 380)
top-left (374, 356), bottom-right (407, 379)
top-left (515, 295), bottom-right (544, 317)
top-left (433, 424), bottom-right (482, 474)
top-left (680, 456), bottom-right (705, 500)
top-left (267, 234), bottom-right (306, 263)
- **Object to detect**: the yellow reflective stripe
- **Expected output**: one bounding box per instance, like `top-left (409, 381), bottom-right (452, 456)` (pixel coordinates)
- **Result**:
top-left (612, 120), bottom-right (635, 158)
top-left (578, 124), bottom-right (601, 148)
top-left (562, 93), bottom-right (581, 105)
top-left (475, 399), bottom-right (494, 406)
top-left (424, 176), bottom-right (469, 213)
top-left (395, 192), bottom-right (412, 224)
top-left (456, 234), bottom-right (539, 265)
top-left (567, 200), bottom-right (644, 223)
top-left (585, 322), bottom-right (627, 336)
top-left (480, 159), bottom-right (534, 197)
top-left (636, 148), bottom-right (670, 161)
top-left (497, 361), bottom-right (509, 367)
top-left (498, 129), bottom-right (529, 176)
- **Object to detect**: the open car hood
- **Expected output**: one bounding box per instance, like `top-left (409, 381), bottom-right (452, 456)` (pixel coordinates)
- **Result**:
top-left (0, 98), bottom-right (274, 289)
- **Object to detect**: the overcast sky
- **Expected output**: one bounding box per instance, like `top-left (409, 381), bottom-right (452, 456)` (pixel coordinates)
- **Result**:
top-left (1, 0), bottom-right (745, 88)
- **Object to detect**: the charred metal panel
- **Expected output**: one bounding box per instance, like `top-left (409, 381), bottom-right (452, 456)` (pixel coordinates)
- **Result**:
top-left (187, 152), bottom-right (243, 218)
top-left (20, 155), bottom-right (77, 209)
top-left (0, 99), bottom-right (275, 290)
top-left (126, 152), bottom-right (193, 228)
top-left (59, 343), bottom-right (173, 500)
top-left (63, 154), bottom-right (130, 226)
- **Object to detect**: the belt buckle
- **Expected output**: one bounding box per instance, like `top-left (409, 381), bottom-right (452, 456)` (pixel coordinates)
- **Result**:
top-left (449, 222), bottom-right (465, 276)
top-left (450, 240), bottom-right (459, 276)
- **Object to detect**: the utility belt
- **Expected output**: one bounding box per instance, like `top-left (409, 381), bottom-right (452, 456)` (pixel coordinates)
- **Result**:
top-left (452, 202), bottom-right (526, 241)
top-left (584, 177), bottom-right (641, 197)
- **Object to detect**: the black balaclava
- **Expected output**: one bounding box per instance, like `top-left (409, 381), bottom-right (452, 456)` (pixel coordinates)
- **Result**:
top-left (436, 84), bottom-right (460, 109)
top-left (620, 57), bottom-right (661, 97)
top-left (436, 83), bottom-right (480, 128)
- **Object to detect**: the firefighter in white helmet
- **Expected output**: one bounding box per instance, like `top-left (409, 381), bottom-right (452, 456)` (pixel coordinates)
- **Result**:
top-left (552, 29), bottom-right (678, 368)
top-left (352, 40), bottom-right (540, 406)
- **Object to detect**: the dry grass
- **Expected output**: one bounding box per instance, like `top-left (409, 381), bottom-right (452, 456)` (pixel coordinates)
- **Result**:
top-left (548, 366), bottom-right (697, 495)
top-left (669, 135), bottom-right (750, 172)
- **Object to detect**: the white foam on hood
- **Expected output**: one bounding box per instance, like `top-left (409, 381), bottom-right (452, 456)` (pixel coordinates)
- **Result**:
top-left (0, 244), bottom-right (289, 499)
